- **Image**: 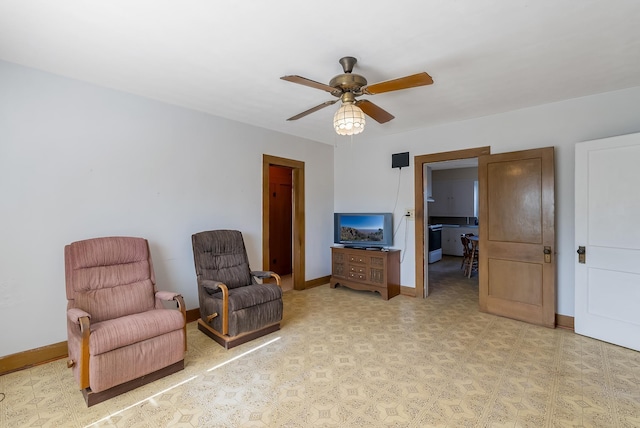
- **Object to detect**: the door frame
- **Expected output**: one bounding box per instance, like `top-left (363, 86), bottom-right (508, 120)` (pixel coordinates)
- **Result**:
top-left (263, 154), bottom-right (305, 291)
top-left (414, 146), bottom-right (491, 298)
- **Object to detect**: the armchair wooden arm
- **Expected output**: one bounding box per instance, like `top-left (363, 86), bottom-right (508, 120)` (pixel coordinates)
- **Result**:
top-left (217, 284), bottom-right (229, 336)
top-left (78, 316), bottom-right (90, 390)
top-left (270, 272), bottom-right (281, 286)
top-left (66, 309), bottom-right (91, 390)
top-left (199, 279), bottom-right (229, 335)
top-left (174, 295), bottom-right (187, 352)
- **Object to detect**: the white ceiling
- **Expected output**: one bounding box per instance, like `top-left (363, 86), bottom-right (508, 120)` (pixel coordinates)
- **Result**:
top-left (2, 1), bottom-right (639, 145)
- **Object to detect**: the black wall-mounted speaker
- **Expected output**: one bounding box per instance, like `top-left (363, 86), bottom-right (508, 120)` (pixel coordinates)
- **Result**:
top-left (392, 152), bottom-right (410, 169)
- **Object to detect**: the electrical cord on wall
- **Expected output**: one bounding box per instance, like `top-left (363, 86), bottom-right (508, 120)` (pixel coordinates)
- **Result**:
top-left (392, 168), bottom-right (403, 239)
top-left (0, 392), bottom-right (5, 402)
top-left (401, 216), bottom-right (409, 263)
top-left (389, 166), bottom-right (411, 264)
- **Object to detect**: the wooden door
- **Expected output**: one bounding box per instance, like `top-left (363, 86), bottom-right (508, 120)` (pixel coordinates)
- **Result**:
top-left (268, 165), bottom-right (292, 275)
top-left (478, 147), bottom-right (555, 327)
top-left (575, 133), bottom-right (640, 351)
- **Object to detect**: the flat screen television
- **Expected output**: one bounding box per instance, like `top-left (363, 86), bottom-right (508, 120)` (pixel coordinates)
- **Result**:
top-left (334, 212), bottom-right (393, 248)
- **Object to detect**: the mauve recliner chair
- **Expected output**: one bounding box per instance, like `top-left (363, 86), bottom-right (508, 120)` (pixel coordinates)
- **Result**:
top-left (64, 236), bottom-right (186, 406)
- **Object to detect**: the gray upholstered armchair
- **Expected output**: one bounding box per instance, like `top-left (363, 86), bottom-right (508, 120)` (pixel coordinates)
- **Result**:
top-left (64, 236), bottom-right (186, 406)
top-left (192, 230), bottom-right (283, 349)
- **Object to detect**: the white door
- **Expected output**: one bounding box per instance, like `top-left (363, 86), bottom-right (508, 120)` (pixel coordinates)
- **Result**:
top-left (575, 133), bottom-right (640, 351)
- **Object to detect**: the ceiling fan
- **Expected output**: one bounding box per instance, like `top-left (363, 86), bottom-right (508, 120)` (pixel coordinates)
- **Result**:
top-left (281, 56), bottom-right (433, 134)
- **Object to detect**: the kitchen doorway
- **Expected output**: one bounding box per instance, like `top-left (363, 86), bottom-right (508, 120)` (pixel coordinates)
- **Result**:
top-left (414, 147), bottom-right (490, 298)
top-left (425, 159), bottom-right (481, 296)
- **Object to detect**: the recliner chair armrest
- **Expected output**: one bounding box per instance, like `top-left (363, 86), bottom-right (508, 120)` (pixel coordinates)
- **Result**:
top-left (67, 308), bottom-right (91, 324)
top-left (155, 292), bottom-right (187, 352)
top-left (251, 270), bottom-right (274, 279)
top-left (155, 291), bottom-right (181, 301)
top-left (155, 291), bottom-right (186, 313)
top-left (251, 271), bottom-right (281, 286)
top-left (200, 279), bottom-right (226, 294)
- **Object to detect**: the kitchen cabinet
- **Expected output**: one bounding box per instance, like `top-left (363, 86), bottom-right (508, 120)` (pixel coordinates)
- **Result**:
top-left (441, 227), bottom-right (460, 256)
top-left (430, 179), bottom-right (477, 217)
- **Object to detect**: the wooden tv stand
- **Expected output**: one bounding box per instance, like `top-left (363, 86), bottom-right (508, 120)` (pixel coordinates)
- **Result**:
top-left (330, 247), bottom-right (400, 300)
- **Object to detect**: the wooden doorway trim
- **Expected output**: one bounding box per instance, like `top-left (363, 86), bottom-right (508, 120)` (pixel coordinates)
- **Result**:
top-left (414, 146), bottom-right (491, 298)
top-left (263, 155), bottom-right (305, 291)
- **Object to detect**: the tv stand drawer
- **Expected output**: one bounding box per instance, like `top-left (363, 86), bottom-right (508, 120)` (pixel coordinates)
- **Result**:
top-left (349, 265), bottom-right (366, 274)
top-left (349, 255), bottom-right (367, 264)
top-left (349, 271), bottom-right (367, 281)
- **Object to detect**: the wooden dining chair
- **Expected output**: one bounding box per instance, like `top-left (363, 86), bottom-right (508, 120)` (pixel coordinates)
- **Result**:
top-left (460, 234), bottom-right (471, 271)
top-left (461, 233), bottom-right (478, 277)
top-left (466, 235), bottom-right (479, 278)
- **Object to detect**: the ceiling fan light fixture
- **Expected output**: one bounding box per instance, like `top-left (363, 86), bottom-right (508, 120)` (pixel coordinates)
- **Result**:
top-left (333, 102), bottom-right (366, 135)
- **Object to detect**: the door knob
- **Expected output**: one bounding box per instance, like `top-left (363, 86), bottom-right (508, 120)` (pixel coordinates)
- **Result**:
top-left (577, 246), bottom-right (586, 264)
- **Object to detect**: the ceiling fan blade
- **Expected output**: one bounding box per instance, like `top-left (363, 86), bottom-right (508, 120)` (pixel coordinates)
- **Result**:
top-left (363, 72), bottom-right (433, 95)
top-left (281, 75), bottom-right (340, 94)
top-left (355, 99), bottom-right (395, 124)
top-left (286, 99), bottom-right (338, 121)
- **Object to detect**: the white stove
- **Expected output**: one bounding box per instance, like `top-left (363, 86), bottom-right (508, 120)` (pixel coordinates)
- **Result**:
top-left (427, 224), bottom-right (442, 263)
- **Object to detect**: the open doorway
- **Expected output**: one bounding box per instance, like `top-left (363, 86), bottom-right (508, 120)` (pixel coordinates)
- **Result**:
top-left (414, 147), bottom-right (490, 298)
top-left (262, 155), bottom-right (306, 291)
top-left (425, 160), bottom-right (480, 297)
top-left (268, 165), bottom-right (293, 278)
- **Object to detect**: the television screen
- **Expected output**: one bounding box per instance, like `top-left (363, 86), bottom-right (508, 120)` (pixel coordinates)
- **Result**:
top-left (334, 213), bottom-right (393, 248)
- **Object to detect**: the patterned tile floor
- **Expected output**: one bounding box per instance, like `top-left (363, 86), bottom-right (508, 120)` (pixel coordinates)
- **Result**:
top-left (1, 256), bottom-right (639, 427)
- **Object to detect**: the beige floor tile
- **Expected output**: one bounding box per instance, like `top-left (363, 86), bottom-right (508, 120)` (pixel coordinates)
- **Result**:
top-left (2, 256), bottom-right (639, 427)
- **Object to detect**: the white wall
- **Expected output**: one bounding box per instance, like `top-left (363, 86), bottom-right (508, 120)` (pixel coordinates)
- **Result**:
top-left (0, 60), bottom-right (334, 356)
top-left (335, 85), bottom-right (640, 317)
